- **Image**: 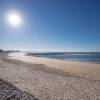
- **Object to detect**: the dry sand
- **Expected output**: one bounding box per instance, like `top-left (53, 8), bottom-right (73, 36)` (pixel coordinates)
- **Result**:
top-left (0, 52), bottom-right (100, 100)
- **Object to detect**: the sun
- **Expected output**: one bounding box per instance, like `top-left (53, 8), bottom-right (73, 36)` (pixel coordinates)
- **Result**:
top-left (7, 12), bottom-right (22, 27)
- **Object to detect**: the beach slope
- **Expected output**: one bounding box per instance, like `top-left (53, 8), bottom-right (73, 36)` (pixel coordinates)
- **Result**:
top-left (0, 52), bottom-right (100, 100)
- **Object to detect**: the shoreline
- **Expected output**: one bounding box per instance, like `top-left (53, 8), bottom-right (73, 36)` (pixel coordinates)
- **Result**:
top-left (27, 52), bottom-right (100, 64)
top-left (8, 52), bottom-right (100, 80)
top-left (28, 55), bottom-right (100, 65)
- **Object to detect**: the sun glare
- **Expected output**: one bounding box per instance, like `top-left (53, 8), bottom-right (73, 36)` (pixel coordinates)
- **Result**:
top-left (7, 12), bottom-right (22, 27)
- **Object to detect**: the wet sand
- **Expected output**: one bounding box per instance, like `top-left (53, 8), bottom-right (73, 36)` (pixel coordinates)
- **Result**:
top-left (0, 52), bottom-right (100, 100)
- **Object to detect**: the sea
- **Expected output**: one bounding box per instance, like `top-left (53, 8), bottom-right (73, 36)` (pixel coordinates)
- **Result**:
top-left (27, 52), bottom-right (100, 64)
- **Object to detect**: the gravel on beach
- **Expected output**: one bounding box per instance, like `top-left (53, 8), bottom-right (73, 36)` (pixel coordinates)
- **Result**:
top-left (0, 79), bottom-right (39, 100)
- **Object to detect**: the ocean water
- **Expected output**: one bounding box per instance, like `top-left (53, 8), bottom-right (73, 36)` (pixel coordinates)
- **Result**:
top-left (27, 52), bottom-right (100, 64)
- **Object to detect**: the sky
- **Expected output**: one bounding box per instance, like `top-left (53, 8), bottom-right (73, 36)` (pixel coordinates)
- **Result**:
top-left (0, 0), bottom-right (100, 52)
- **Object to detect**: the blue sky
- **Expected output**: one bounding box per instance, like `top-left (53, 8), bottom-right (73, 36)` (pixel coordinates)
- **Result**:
top-left (0, 0), bottom-right (100, 52)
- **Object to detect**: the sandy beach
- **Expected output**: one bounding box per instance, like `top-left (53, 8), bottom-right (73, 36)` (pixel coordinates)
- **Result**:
top-left (0, 52), bottom-right (100, 100)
